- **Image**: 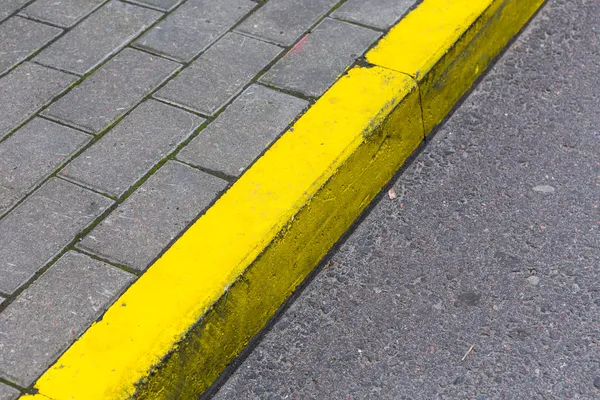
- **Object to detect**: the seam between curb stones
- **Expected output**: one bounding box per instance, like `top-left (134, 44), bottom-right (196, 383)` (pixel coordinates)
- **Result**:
top-left (18, 0), bottom-right (546, 398)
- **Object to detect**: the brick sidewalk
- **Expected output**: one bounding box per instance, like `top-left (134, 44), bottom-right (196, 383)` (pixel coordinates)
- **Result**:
top-left (0, 0), bottom-right (416, 397)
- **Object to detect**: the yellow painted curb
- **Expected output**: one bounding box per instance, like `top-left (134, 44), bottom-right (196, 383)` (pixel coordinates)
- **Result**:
top-left (367, 0), bottom-right (545, 133)
top-left (21, 0), bottom-right (543, 398)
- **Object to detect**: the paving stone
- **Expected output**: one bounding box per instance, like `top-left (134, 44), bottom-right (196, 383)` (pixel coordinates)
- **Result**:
top-left (0, 118), bottom-right (91, 216)
top-left (0, 251), bottom-right (134, 386)
top-left (0, 178), bottom-right (113, 294)
top-left (235, 0), bottom-right (337, 46)
top-left (178, 84), bottom-right (307, 177)
top-left (0, 297), bottom-right (4, 307)
top-left (134, 0), bottom-right (255, 62)
top-left (155, 33), bottom-right (280, 115)
top-left (60, 100), bottom-right (204, 197)
top-left (331, 0), bottom-right (416, 30)
top-left (0, 16), bottom-right (62, 76)
top-left (34, 0), bottom-right (161, 75)
top-left (43, 48), bottom-right (180, 134)
top-left (78, 161), bottom-right (227, 271)
top-left (0, 62), bottom-right (75, 140)
top-left (0, 383), bottom-right (19, 400)
top-left (127, 0), bottom-right (182, 12)
top-left (0, 0), bottom-right (29, 23)
top-left (20, 0), bottom-right (106, 28)
top-left (260, 18), bottom-right (381, 97)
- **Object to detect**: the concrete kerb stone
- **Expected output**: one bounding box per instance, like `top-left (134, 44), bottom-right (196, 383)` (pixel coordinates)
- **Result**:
top-left (19, 0), bottom-right (545, 398)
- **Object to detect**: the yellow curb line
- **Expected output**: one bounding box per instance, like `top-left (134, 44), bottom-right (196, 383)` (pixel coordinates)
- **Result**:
top-left (21, 0), bottom-right (544, 398)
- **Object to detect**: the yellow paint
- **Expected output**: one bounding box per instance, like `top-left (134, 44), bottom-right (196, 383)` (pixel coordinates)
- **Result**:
top-left (24, 0), bottom-right (545, 397)
top-left (367, 0), bottom-right (544, 132)
top-left (32, 67), bottom-right (420, 399)
top-left (367, 0), bottom-right (493, 78)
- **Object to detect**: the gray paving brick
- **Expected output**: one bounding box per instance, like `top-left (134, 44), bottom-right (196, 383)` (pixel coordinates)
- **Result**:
top-left (34, 1), bottom-right (161, 75)
top-left (0, 178), bottom-right (113, 294)
top-left (60, 100), bottom-right (204, 197)
top-left (178, 84), bottom-right (307, 177)
top-left (0, 383), bottom-right (19, 400)
top-left (235, 0), bottom-right (337, 46)
top-left (0, 251), bottom-right (134, 386)
top-left (260, 18), bottom-right (381, 97)
top-left (20, 0), bottom-right (106, 28)
top-left (0, 62), bottom-right (75, 140)
top-left (0, 16), bottom-right (62, 76)
top-left (0, 0), bottom-right (29, 23)
top-left (127, 0), bottom-right (181, 12)
top-left (43, 48), bottom-right (180, 134)
top-left (155, 33), bottom-right (280, 115)
top-left (331, 0), bottom-right (416, 30)
top-left (134, 0), bottom-right (255, 62)
top-left (78, 161), bottom-right (226, 271)
top-left (0, 118), bottom-right (91, 216)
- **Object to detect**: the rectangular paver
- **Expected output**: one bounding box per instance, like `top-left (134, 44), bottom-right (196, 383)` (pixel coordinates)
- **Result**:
top-left (0, 251), bottom-right (134, 387)
top-left (43, 48), bottom-right (180, 134)
top-left (155, 32), bottom-right (280, 115)
top-left (0, 62), bottom-right (75, 140)
top-left (235, 0), bottom-right (337, 46)
top-left (34, 0), bottom-right (161, 75)
top-left (178, 84), bottom-right (307, 177)
top-left (331, 0), bottom-right (416, 30)
top-left (0, 16), bottom-right (62, 76)
top-left (78, 161), bottom-right (227, 271)
top-left (0, 118), bottom-right (91, 216)
top-left (0, 0), bottom-right (29, 23)
top-left (60, 100), bottom-right (204, 197)
top-left (127, 0), bottom-right (182, 12)
top-left (0, 178), bottom-right (113, 294)
top-left (20, 0), bottom-right (106, 28)
top-left (260, 18), bottom-right (381, 97)
top-left (0, 383), bottom-right (19, 400)
top-left (134, 0), bottom-right (255, 62)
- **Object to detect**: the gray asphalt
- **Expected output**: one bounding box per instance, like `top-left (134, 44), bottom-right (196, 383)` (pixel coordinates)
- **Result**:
top-left (212, 0), bottom-right (600, 398)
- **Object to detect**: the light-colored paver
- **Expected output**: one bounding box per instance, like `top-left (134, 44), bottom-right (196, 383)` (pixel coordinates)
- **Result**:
top-left (34, 1), bottom-right (161, 75)
top-left (20, 0), bottom-right (106, 28)
top-left (134, 0), bottom-right (255, 62)
top-left (0, 0), bottom-right (30, 23)
top-left (43, 48), bottom-right (180, 134)
top-left (155, 32), bottom-right (281, 115)
top-left (331, 0), bottom-right (416, 30)
top-left (0, 62), bottom-right (76, 140)
top-left (0, 16), bottom-right (62, 76)
top-left (178, 84), bottom-right (308, 177)
top-left (0, 117), bottom-right (91, 215)
top-left (127, 0), bottom-right (183, 12)
top-left (78, 161), bottom-right (227, 271)
top-left (0, 178), bottom-right (113, 294)
top-left (260, 18), bottom-right (381, 97)
top-left (236, 0), bottom-right (337, 46)
top-left (0, 251), bottom-right (134, 387)
top-left (0, 383), bottom-right (19, 400)
top-left (60, 100), bottom-right (204, 197)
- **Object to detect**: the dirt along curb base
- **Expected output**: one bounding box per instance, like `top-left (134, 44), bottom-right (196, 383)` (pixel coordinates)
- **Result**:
top-left (21, 0), bottom-right (545, 398)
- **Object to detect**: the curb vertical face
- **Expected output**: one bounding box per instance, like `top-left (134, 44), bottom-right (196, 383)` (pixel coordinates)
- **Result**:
top-left (20, 0), bottom-right (545, 398)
